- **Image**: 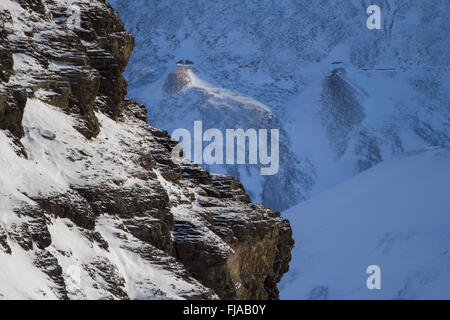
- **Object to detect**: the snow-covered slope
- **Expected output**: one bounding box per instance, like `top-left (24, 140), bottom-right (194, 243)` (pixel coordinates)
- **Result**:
top-left (109, 0), bottom-right (449, 211)
top-left (0, 99), bottom-right (213, 299)
top-left (280, 146), bottom-right (450, 299)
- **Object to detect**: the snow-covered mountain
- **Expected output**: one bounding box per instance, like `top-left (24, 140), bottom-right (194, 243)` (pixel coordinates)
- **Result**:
top-left (1, 0), bottom-right (448, 300)
top-left (0, 0), bottom-right (292, 299)
top-left (109, 0), bottom-right (449, 212)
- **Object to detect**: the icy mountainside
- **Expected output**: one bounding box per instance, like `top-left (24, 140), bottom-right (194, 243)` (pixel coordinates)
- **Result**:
top-left (280, 146), bottom-right (450, 299)
top-left (0, 0), bottom-right (293, 299)
top-left (109, 0), bottom-right (449, 211)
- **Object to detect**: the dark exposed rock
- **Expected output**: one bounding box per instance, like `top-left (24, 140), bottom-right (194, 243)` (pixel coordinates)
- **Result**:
top-left (181, 164), bottom-right (214, 185)
top-left (138, 153), bottom-right (156, 171)
top-left (85, 45), bottom-right (125, 118)
top-left (15, 205), bottom-right (52, 249)
top-left (173, 201), bottom-right (293, 300)
top-left (83, 257), bottom-right (128, 300)
top-left (144, 128), bottom-right (183, 182)
top-left (64, 67), bottom-right (101, 138)
top-left (81, 230), bottom-right (110, 251)
top-left (72, 181), bottom-right (170, 219)
top-left (212, 174), bottom-right (251, 203)
top-left (30, 222), bottom-right (52, 249)
top-left (35, 80), bottom-right (71, 110)
top-left (123, 99), bottom-right (148, 122)
top-left (97, 32), bottom-right (134, 73)
top-left (0, 17), bottom-right (13, 83)
top-left (0, 0), bottom-right (135, 139)
top-left (15, 0), bottom-right (49, 16)
top-left (34, 250), bottom-right (68, 299)
top-left (0, 88), bottom-right (27, 139)
top-left (31, 191), bottom-right (96, 230)
top-left (123, 216), bottom-right (174, 255)
top-left (0, 228), bottom-right (11, 254)
top-left (9, 222), bottom-right (34, 251)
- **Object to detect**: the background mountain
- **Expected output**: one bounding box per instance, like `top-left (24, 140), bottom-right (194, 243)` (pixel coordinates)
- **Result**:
top-left (109, 0), bottom-right (449, 212)
top-left (0, 0), bottom-right (292, 299)
top-left (109, 0), bottom-right (450, 299)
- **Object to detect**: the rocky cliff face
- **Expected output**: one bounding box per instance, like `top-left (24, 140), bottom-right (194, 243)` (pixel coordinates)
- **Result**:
top-left (0, 0), bottom-right (293, 299)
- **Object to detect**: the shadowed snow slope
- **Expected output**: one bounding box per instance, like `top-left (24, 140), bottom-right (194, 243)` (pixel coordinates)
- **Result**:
top-left (280, 146), bottom-right (450, 299)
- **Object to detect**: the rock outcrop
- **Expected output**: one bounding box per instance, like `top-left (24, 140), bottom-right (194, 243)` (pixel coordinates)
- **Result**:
top-left (0, 0), bottom-right (293, 300)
